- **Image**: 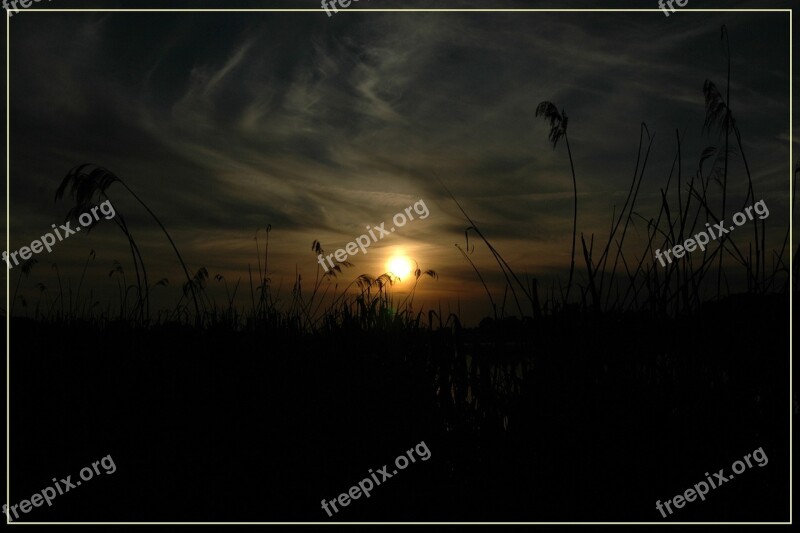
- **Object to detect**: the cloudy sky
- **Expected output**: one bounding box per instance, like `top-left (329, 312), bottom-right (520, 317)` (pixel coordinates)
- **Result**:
top-left (6, 5), bottom-right (792, 323)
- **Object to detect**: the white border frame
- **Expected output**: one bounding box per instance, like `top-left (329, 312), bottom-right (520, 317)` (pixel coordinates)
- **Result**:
top-left (5, 6), bottom-right (793, 526)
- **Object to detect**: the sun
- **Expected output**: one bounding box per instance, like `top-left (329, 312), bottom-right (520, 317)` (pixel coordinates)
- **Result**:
top-left (386, 255), bottom-right (414, 281)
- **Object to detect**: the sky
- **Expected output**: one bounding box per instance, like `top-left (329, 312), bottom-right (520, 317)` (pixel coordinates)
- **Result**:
top-left (5, 7), bottom-right (792, 324)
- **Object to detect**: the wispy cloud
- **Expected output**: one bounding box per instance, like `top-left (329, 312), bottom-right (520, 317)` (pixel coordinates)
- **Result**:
top-left (9, 10), bottom-right (790, 322)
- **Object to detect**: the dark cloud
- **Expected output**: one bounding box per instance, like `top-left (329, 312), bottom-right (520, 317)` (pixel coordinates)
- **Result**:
top-left (8, 9), bottom-right (791, 323)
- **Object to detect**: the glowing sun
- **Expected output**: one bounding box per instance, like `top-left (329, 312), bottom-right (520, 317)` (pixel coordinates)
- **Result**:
top-left (386, 255), bottom-right (414, 281)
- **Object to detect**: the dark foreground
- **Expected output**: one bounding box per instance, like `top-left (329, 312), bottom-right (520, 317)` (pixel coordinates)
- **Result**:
top-left (6, 293), bottom-right (790, 522)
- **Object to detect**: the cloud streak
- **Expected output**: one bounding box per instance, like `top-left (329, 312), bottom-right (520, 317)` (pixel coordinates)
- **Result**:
top-left (9, 10), bottom-right (790, 323)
